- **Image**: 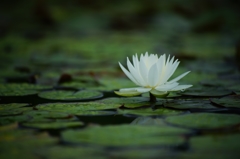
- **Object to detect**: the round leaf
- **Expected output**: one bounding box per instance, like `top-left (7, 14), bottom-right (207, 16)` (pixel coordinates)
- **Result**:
top-left (211, 95), bottom-right (240, 108)
top-left (165, 113), bottom-right (240, 130)
top-left (62, 125), bottom-right (189, 146)
top-left (38, 90), bottom-right (103, 101)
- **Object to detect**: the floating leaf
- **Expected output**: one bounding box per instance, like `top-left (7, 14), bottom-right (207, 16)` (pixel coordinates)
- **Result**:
top-left (22, 121), bottom-right (83, 129)
top-left (180, 134), bottom-right (240, 159)
top-left (165, 113), bottom-right (240, 130)
top-left (0, 128), bottom-right (57, 159)
top-left (0, 83), bottom-right (50, 96)
top-left (0, 103), bottom-right (29, 110)
top-left (62, 125), bottom-right (189, 146)
top-left (36, 102), bottom-right (120, 114)
top-left (38, 90), bottom-right (103, 101)
top-left (0, 89), bottom-right (38, 96)
top-left (180, 87), bottom-right (232, 97)
top-left (0, 110), bottom-right (23, 116)
top-left (211, 95), bottom-right (240, 108)
top-left (0, 115), bottom-right (30, 126)
top-left (110, 148), bottom-right (176, 159)
top-left (37, 146), bottom-right (106, 159)
top-left (97, 97), bottom-right (163, 108)
top-left (0, 103), bottom-right (31, 116)
top-left (74, 110), bottom-right (115, 116)
top-left (118, 107), bottom-right (184, 117)
top-left (164, 99), bottom-right (217, 110)
top-left (23, 110), bottom-right (71, 119)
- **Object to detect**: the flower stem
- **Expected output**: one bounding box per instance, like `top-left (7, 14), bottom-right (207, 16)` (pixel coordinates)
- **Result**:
top-left (149, 93), bottom-right (156, 103)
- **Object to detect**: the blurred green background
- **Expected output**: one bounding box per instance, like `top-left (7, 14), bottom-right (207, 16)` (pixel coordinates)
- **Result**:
top-left (1, 0), bottom-right (239, 60)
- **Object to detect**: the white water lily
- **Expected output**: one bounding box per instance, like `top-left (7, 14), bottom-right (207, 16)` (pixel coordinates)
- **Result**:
top-left (115, 52), bottom-right (192, 97)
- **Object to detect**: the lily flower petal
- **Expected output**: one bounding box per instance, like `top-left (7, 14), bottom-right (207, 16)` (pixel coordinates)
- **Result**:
top-left (148, 63), bottom-right (159, 87)
top-left (116, 53), bottom-right (192, 98)
top-left (170, 85), bottom-right (193, 91)
top-left (127, 57), bottom-right (145, 86)
top-left (119, 62), bottom-right (140, 85)
top-left (167, 71), bottom-right (190, 84)
top-left (155, 82), bottom-right (179, 92)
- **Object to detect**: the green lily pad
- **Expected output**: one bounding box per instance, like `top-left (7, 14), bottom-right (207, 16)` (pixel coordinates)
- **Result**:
top-left (23, 110), bottom-right (71, 119)
top-left (0, 103), bottom-right (30, 116)
top-left (0, 103), bottom-right (29, 110)
top-left (37, 146), bottom-right (106, 159)
top-left (110, 148), bottom-right (176, 159)
top-left (191, 134), bottom-right (240, 152)
top-left (165, 113), bottom-right (240, 130)
top-left (211, 95), bottom-right (240, 108)
top-left (22, 110), bottom-right (80, 123)
top-left (22, 121), bottom-right (83, 129)
top-left (62, 125), bottom-right (189, 146)
top-left (0, 127), bottom-right (58, 159)
top-left (164, 99), bottom-right (217, 110)
top-left (180, 87), bottom-right (232, 97)
top-left (180, 134), bottom-right (240, 159)
top-left (36, 101), bottom-right (121, 114)
top-left (97, 97), bottom-right (163, 108)
top-left (0, 83), bottom-right (50, 96)
top-left (0, 110), bottom-right (23, 116)
top-left (74, 110), bottom-right (116, 116)
top-left (118, 107), bottom-right (184, 117)
top-left (38, 90), bottom-right (103, 101)
top-left (0, 88), bottom-right (38, 96)
top-left (0, 115), bottom-right (30, 126)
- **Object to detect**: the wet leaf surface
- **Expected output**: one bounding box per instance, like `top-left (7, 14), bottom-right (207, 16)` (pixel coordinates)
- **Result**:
top-left (164, 99), bottom-right (217, 110)
top-left (118, 107), bottom-right (185, 117)
top-left (38, 90), bottom-right (103, 101)
top-left (211, 95), bottom-right (240, 108)
top-left (62, 125), bottom-right (190, 146)
top-left (22, 121), bottom-right (83, 129)
top-left (0, 124), bottom-right (58, 159)
top-left (180, 134), bottom-right (240, 159)
top-left (180, 87), bottom-right (233, 97)
top-left (97, 97), bottom-right (163, 108)
top-left (36, 102), bottom-right (121, 112)
top-left (165, 113), bottom-right (240, 130)
top-left (37, 146), bottom-right (106, 159)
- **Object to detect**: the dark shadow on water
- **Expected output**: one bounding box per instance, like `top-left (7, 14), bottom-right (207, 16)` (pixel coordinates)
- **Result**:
top-left (77, 114), bottom-right (135, 125)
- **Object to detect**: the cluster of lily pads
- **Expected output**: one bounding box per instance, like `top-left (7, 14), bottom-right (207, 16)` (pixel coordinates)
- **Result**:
top-left (1, 32), bottom-right (240, 159)
top-left (0, 70), bottom-right (240, 158)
